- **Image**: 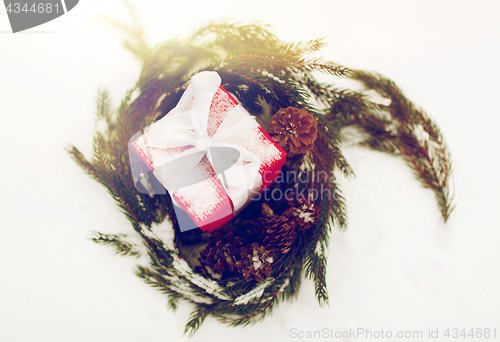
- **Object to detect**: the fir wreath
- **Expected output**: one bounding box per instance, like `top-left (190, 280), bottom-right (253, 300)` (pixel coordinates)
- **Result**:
top-left (69, 11), bottom-right (454, 336)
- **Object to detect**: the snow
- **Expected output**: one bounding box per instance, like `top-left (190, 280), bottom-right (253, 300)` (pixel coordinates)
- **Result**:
top-left (299, 209), bottom-right (316, 223)
top-left (314, 241), bottom-right (323, 257)
top-left (233, 277), bottom-right (274, 305)
top-left (1, 1), bottom-right (500, 341)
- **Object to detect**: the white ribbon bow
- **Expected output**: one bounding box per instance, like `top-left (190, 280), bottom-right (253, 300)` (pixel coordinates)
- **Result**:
top-left (145, 71), bottom-right (262, 210)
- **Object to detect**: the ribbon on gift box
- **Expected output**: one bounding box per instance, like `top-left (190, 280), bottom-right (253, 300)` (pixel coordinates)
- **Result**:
top-left (145, 71), bottom-right (263, 215)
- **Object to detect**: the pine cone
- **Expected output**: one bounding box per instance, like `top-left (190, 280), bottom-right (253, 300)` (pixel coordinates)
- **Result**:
top-left (261, 215), bottom-right (297, 254)
top-left (235, 242), bottom-right (273, 282)
top-left (199, 230), bottom-right (242, 277)
top-left (268, 107), bottom-right (318, 157)
top-left (285, 195), bottom-right (321, 231)
top-left (256, 204), bottom-right (297, 254)
top-left (260, 202), bottom-right (276, 218)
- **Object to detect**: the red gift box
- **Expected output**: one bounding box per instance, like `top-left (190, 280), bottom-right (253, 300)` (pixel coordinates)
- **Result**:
top-left (130, 72), bottom-right (286, 232)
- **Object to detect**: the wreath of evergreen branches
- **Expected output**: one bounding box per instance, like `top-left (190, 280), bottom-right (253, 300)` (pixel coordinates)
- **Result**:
top-left (69, 8), bottom-right (454, 336)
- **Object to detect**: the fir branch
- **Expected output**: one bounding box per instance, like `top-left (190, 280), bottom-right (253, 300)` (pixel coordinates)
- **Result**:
top-left (95, 88), bottom-right (111, 120)
top-left (66, 146), bottom-right (104, 184)
top-left (90, 130), bottom-right (148, 227)
top-left (343, 71), bottom-right (455, 221)
top-left (185, 305), bottom-right (210, 337)
top-left (136, 265), bottom-right (172, 291)
top-left (98, 0), bottom-right (150, 63)
top-left (279, 38), bottom-right (327, 57)
top-left (304, 252), bottom-right (328, 307)
top-left (292, 57), bottom-right (351, 77)
top-left (168, 295), bottom-right (179, 311)
top-left (302, 197), bottom-right (332, 307)
top-left (90, 232), bottom-right (140, 258)
top-left (215, 284), bottom-right (285, 328)
top-left (188, 21), bottom-right (279, 53)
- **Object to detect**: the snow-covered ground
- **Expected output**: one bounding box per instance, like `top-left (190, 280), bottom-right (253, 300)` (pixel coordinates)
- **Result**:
top-left (1, 1), bottom-right (499, 341)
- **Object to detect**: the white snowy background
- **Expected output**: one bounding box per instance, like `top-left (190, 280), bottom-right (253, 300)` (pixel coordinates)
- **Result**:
top-left (1, 1), bottom-right (499, 341)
